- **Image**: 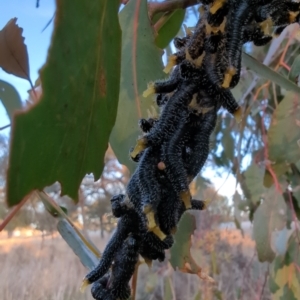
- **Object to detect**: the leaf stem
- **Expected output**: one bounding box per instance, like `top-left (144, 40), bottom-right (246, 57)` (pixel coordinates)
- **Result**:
top-left (0, 124), bottom-right (10, 131)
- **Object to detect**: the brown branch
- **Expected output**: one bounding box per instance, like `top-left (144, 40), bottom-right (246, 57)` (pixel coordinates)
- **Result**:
top-left (0, 193), bottom-right (31, 231)
top-left (148, 0), bottom-right (199, 19)
top-left (131, 261), bottom-right (140, 300)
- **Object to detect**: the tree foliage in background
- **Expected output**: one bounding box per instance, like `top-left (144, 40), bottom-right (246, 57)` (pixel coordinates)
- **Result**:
top-left (1, 0), bottom-right (300, 299)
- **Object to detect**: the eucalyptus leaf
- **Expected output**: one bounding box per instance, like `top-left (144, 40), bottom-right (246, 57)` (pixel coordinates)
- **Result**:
top-left (242, 53), bottom-right (300, 94)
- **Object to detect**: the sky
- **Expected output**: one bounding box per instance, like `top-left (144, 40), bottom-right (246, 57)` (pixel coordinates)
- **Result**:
top-left (0, 1), bottom-right (240, 198)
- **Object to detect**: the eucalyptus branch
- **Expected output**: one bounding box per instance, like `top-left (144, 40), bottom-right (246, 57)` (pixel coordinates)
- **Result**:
top-left (148, 0), bottom-right (199, 19)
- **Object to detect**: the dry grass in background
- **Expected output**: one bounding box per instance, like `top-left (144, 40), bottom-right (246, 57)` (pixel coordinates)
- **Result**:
top-left (0, 227), bottom-right (271, 300)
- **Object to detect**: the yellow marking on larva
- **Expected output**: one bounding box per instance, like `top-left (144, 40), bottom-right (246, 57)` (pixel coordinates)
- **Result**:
top-left (198, 5), bottom-right (205, 17)
top-left (151, 226), bottom-right (167, 240)
top-left (189, 93), bottom-right (198, 111)
top-left (130, 138), bottom-right (147, 159)
top-left (150, 105), bottom-right (158, 118)
top-left (260, 18), bottom-right (273, 35)
top-left (144, 258), bottom-right (152, 269)
top-left (206, 17), bottom-right (226, 34)
top-left (143, 206), bottom-right (157, 230)
top-left (185, 48), bottom-right (193, 62)
top-left (205, 22), bottom-right (212, 35)
top-left (203, 199), bottom-right (212, 210)
top-left (194, 51), bottom-right (205, 67)
top-left (201, 106), bottom-right (214, 114)
top-left (180, 190), bottom-right (192, 209)
top-left (184, 24), bottom-right (193, 36)
top-left (289, 11), bottom-right (298, 23)
top-left (143, 82), bottom-right (155, 98)
top-left (221, 66), bottom-right (236, 88)
top-left (80, 279), bottom-right (90, 293)
top-left (210, 0), bottom-right (227, 14)
top-left (233, 106), bottom-right (243, 123)
top-left (189, 98), bottom-right (214, 115)
top-left (163, 55), bottom-right (178, 73)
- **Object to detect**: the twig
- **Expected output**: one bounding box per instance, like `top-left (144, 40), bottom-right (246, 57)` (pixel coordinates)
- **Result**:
top-left (287, 190), bottom-right (300, 241)
top-left (41, 13), bottom-right (56, 33)
top-left (131, 261), bottom-right (140, 300)
top-left (0, 124), bottom-right (10, 131)
top-left (239, 253), bottom-right (256, 300)
top-left (0, 193), bottom-right (32, 231)
top-left (148, 0), bottom-right (199, 19)
top-left (258, 267), bottom-right (269, 300)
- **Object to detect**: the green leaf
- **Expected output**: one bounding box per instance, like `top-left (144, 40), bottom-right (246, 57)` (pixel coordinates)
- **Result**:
top-left (265, 92), bottom-right (300, 185)
top-left (57, 219), bottom-right (98, 270)
top-left (170, 213), bottom-right (210, 280)
top-left (170, 213), bottom-right (196, 270)
top-left (244, 164), bottom-right (266, 204)
top-left (270, 233), bottom-right (300, 300)
top-left (214, 289), bottom-right (223, 300)
top-left (0, 79), bottom-right (22, 121)
top-left (154, 9), bottom-right (186, 49)
top-left (242, 53), bottom-right (300, 94)
top-left (253, 187), bottom-right (286, 262)
top-left (109, 0), bottom-right (165, 174)
top-left (59, 205), bottom-right (68, 215)
top-left (6, 0), bottom-right (121, 206)
top-left (288, 54), bottom-right (300, 84)
top-left (193, 292), bottom-right (202, 300)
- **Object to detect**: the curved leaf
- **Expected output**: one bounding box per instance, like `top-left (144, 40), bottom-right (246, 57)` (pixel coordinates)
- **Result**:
top-left (57, 219), bottom-right (98, 270)
top-left (253, 187), bottom-right (286, 262)
top-left (170, 213), bottom-right (197, 271)
top-left (264, 92), bottom-right (300, 185)
top-left (0, 79), bottom-right (22, 121)
top-left (244, 164), bottom-right (266, 204)
top-left (170, 213), bottom-right (213, 282)
top-left (109, 0), bottom-right (165, 173)
top-left (6, 0), bottom-right (121, 206)
top-left (155, 9), bottom-right (186, 49)
top-left (242, 53), bottom-right (300, 94)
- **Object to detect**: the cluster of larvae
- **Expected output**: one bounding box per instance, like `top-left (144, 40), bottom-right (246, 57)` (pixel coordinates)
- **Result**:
top-left (82, 1), bottom-right (300, 299)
